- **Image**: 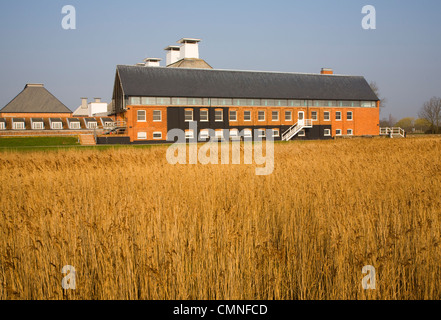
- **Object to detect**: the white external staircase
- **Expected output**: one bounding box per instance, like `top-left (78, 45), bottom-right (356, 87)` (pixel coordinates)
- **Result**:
top-left (282, 119), bottom-right (313, 141)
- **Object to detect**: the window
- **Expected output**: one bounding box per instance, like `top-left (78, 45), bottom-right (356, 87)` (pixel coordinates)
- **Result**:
top-left (347, 129), bottom-right (353, 135)
top-left (184, 109), bottom-right (193, 122)
top-left (87, 122), bottom-right (97, 129)
top-left (141, 97), bottom-right (156, 105)
top-left (244, 129), bottom-right (252, 138)
top-left (156, 97), bottom-right (171, 105)
top-left (247, 99), bottom-right (261, 106)
top-left (137, 110), bottom-right (146, 122)
top-left (137, 132), bottom-right (147, 140)
top-left (185, 130), bottom-right (194, 139)
top-left (272, 129), bottom-right (280, 137)
top-left (258, 129), bottom-right (266, 138)
top-left (335, 111), bottom-right (342, 121)
top-left (200, 130), bottom-right (209, 140)
top-left (285, 111), bottom-right (292, 121)
top-left (324, 111), bottom-right (330, 121)
top-left (229, 110), bottom-right (237, 121)
top-left (13, 122), bottom-right (25, 130)
top-left (311, 111), bottom-right (318, 121)
top-left (153, 110), bottom-right (162, 122)
top-left (215, 110), bottom-right (223, 122)
top-left (0, 122), bottom-right (5, 130)
top-left (347, 111), bottom-right (353, 121)
top-left (200, 109), bottom-right (209, 122)
top-left (298, 129), bottom-right (306, 137)
top-left (272, 111), bottom-right (279, 121)
top-left (153, 132), bottom-right (162, 139)
top-left (244, 111), bottom-right (252, 121)
top-left (230, 129), bottom-right (239, 140)
top-left (215, 130), bottom-right (224, 139)
top-left (51, 122), bottom-right (63, 130)
top-left (130, 97), bottom-right (141, 105)
top-left (70, 122), bottom-right (80, 130)
top-left (336, 129), bottom-right (342, 136)
top-left (258, 111), bottom-right (265, 121)
top-left (32, 122), bottom-right (44, 130)
top-left (172, 98), bottom-right (187, 105)
top-left (324, 129), bottom-right (331, 136)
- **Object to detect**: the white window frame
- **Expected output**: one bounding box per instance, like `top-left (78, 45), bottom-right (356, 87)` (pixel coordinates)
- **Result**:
top-left (153, 110), bottom-right (162, 122)
top-left (69, 122), bottom-right (81, 130)
top-left (244, 111), bottom-right (252, 121)
top-left (215, 109), bottom-right (223, 122)
top-left (32, 122), bottom-right (44, 130)
top-left (200, 130), bottom-right (209, 140)
top-left (215, 130), bottom-right (224, 140)
top-left (311, 111), bottom-right (318, 121)
top-left (324, 129), bottom-right (331, 136)
top-left (258, 129), bottom-right (266, 138)
top-left (347, 111), bottom-right (353, 121)
top-left (87, 122), bottom-right (97, 129)
top-left (200, 109), bottom-right (209, 122)
top-left (272, 111), bottom-right (279, 121)
top-left (285, 111), bottom-right (292, 122)
top-left (0, 122), bottom-right (5, 130)
top-left (336, 129), bottom-right (342, 136)
top-left (244, 129), bottom-right (252, 138)
top-left (153, 132), bottom-right (162, 139)
top-left (137, 110), bottom-right (146, 122)
top-left (258, 111), bottom-right (265, 122)
top-left (13, 122), bottom-right (25, 130)
top-left (185, 130), bottom-right (194, 139)
top-left (272, 129), bottom-right (280, 137)
top-left (137, 132), bottom-right (147, 140)
top-left (51, 122), bottom-right (63, 130)
top-left (184, 110), bottom-right (193, 122)
top-left (229, 110), bottom-right (237, 122)
top-left (324, 111), bottom-right (330, 121)
top-left (298, 129), bottom-right (306, 137)
top-left (347, 129), bottom-right (353, 135)
top-left (335, 111), bottom-right (342, 121)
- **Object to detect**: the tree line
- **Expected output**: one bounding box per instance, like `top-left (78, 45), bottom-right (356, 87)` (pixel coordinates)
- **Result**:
top-left (371, 82), bottom-right (441, 134)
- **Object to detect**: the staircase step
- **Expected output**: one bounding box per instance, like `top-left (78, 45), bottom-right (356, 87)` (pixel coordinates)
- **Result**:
top-left (79, 134), bottom-right (96, 145)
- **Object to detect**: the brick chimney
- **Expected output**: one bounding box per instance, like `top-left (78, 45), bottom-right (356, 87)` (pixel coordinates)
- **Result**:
top-left (321, 68), bottom-right (333, 75)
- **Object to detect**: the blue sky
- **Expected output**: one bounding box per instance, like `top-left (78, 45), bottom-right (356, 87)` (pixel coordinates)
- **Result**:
top-left (0, 0), bottom-right (440, 119)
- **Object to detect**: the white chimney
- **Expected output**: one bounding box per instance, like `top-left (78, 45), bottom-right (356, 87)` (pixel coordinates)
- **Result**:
top-left (81, 97), bottom-right (88, 109)
top-left (143, 58), bottom-right (162, 67)
top-left (177, 38), bottom-right (201, 60)
top-left (164, 46), bottom-right (181, 66)
top-left (94, 98), bottom-right (101, 103)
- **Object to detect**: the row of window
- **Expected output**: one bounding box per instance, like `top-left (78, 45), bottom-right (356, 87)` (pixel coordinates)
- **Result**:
top-left (136, 110), bottom-right (162, 122)
top-left (2, 120), bottom-right (102, 130)
top-left (179, 110), bottom-right (353, 122)
top-left (129, 97), bottom-right (376, 108)
top-left (136, 128), bottom-right (354, 140)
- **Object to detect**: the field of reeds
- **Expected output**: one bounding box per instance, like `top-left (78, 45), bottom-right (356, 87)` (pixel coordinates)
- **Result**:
top-left (0, 136), bottom-right (440, 300)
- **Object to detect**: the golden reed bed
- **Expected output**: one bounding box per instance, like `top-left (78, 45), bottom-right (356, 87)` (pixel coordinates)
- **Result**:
top-left (0, 137), bottom-right (440, 300)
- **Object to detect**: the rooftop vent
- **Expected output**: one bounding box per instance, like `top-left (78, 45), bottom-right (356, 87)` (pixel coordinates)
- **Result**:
top-left (25, 84), bottom-right (44, 88)
top-left (164, 45), bottom-right (181, 66)
top-left (143, 58), bottom-right (162, 67)
top-left (177, 38), bottom-right (201, 60)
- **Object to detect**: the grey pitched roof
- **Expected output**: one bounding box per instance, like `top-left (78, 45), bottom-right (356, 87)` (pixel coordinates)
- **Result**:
top-left (1, 84), bottom-right (72, 113)
top-left (116, 65), bottom-right (379, 101)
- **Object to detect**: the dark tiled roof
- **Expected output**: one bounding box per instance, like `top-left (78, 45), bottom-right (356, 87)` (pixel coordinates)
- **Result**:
top-left (116, 65), bottom-right (379, 101)
top-left (67, 118), bottom-right (80, 123)
top-left (31, 118), bottom-right (44, 122)
top-left (12, 118), bottom-right (25, 122)
top-left (1, 84), bottom-right (72, 113)
top-left (85, 118), bottom-right (97, 122)
top-left (0, 118), bottom-right (6, 123)
top-left (50, 118), bottom-right (62, 122)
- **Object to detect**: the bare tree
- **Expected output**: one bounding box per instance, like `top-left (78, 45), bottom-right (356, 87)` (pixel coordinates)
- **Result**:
top-left (418, 97), bottom-right (441, 134)
top-left (369, 81), bottom-right (387, 109)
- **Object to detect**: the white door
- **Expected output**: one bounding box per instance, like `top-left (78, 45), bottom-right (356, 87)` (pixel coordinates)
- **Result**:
top-left (298, 111), bottom-right (304, 125)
